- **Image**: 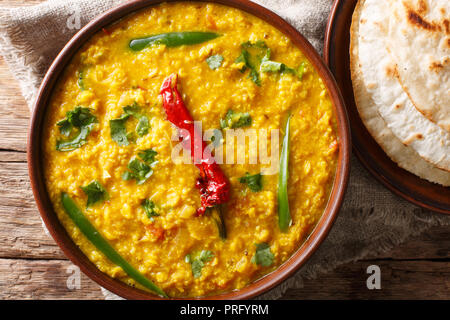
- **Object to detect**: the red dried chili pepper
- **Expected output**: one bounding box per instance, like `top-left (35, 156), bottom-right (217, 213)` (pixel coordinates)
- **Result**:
top-left (160, 74), bottom-right (230, 218)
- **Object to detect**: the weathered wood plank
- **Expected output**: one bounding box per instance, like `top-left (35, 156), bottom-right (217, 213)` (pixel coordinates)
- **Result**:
top-left (1, 257), bottom-right (448, 300)
top-left (282, 259), bottom-right (450, 300)
top-left (0, 258), bottom-right (104, 300)
top-left (0, 150), bottom-right (27, 162)
top-left (0, 58), bottom-right (30, 152)
top-left (0, 160), bottom-right (64, 259)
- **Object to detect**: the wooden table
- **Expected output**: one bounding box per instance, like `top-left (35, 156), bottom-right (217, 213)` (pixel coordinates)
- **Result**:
top-left (1, 0), bottom-right (449, 300)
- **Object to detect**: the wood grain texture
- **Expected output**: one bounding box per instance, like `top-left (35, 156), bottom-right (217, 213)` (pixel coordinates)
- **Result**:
top-left (283, 260), bottom-right (450, 300)
top-left (0, 258), bottom-right (104, 300)
top-left (0, 0), bottom-right (448, 300)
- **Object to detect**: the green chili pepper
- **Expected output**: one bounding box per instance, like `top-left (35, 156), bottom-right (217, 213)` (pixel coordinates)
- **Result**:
top-left (278, 115), bottom-right (292, 232)
top-left (129, 31), bottom-right (220, 51)
top-left (60, 192), bottom-right (167, 298)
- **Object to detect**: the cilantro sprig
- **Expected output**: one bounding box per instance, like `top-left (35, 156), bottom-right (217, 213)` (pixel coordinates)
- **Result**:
top-left (56, 106), bottom-right (97, 152)
top-left (220, 110), bottom-right (252, 129)
top-left (81, 180), bottom-right (108, 208)
top-left (110, 114), bottom-right (131, 146)
top-left (110, 102), bottom-right (150, 146)
top-left (235, 40), bottom-right (306, 85)
top-left (185, 250), bottom-right (214, 279)
top-left (251, 243), bottom-right (274, 267)
top-left (239, 172), bottom-right (263, 192)
top-left (260, 50), bottom-right (306, 80)
top-left (235, 40), bottom-right (269, 86)
top-left (142, 199), bottom-right (160, 221)
top-left (122, 148), bottom-right (158, 185)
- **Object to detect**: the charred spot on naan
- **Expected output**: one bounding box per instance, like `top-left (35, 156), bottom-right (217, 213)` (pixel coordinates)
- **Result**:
top-left (407, 10), bottom-right (438, 31)
top-left (403, 132), bottom-right (425, 145)
top-left (384, 63), bottom-right (398, 79)
top-left (429, 61), bottom-right (444, 73)
top-left (405, 4), bottom-right (450, 34)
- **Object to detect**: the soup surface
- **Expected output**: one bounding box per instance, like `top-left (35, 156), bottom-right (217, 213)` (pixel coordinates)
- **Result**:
top-left (43, 2), bottom-right (338, 297)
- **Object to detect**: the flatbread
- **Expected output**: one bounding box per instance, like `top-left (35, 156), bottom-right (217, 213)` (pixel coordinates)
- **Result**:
top-left (387, 0), bottom-right (450, 132)
top-left (352, 0), bottom-right (450, 172)
top-left (350, 0), bottom-right (450, 186)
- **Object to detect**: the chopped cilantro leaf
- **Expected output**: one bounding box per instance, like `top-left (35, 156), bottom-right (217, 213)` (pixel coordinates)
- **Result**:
top-left (110, 114), bottom-right (130, 146)
top-left (66, 106), bottom-right (96, 128)
top-left (235, 50), bottom-right (250, 73)
top-left (220, 110), bottom-right (252, 129)
top-left (123, 102), bottom-right (142, 118)
top-left (112, 102), bottom-right (150, 144)
top-left (260, 55), bottom-right (307, 80)
top-left (57, 119), bottom-right (73, 137)
top-left (251, 243), bottom-right (274, 267)
top-left (56, 107), bottom-right (97, 151)
top-left (77, 69), bottom-right (86, 91)
top-left (234, 40), bottom-right (270, 86)
top-left (81, 180), bottom-right (108, 208)
top-left (142, 199), bottom-right (160, 220)
top-left (136, 116), bottom-right (149, 136)
top-left (199, 250), bottom-right (214, 262)
top-left (56, 125), bottom-right (93, 151)
top-left (138, 149), bottom-right (158, 164)
top-left (295, 62), bottom-right (306, 80)
top-left (260, 60), bottom-right (284, 73)
top-left (185, 250), bottom-right (214, 279)
top-left (122, 157), bottom-right (153, 185)
top-left (239, 172), bottom-right (263, 192)
top-left (122, 149), bottom-right (158, 185)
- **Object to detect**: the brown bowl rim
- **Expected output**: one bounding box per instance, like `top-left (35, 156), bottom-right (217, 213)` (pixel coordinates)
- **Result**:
top-left (324, 0), bottom-right (450, 215)
top-left (28, 0), bottom-right (351, 300)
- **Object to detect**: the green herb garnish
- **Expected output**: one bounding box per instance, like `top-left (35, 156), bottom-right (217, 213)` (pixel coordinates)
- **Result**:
top-left (235, 40), bottom-right (270, 86)
top-left (239, 172), bottom-right (263, 192)
top-left (77, 69), bottom-right (86, 91)
top-left (185, 250), bottom-right (214, 279)
top-left (122, 149), bottom-right (158, 185)
top-left (124, 102), bottom-right (149, 136)
top-left (122, 158), bottom-right (153, 185)
top-left (81, 180), bottom-right (108, 208)
top-left (138, 149), bottom-right (158, 164)
top-left (220, 110), bottom-right (252, 129)
top-left (110, 103), bottom-right (150, 145)
top-left (251, 243), bottom-right (274, 267)
top-left (206, 54), bottom-right (224, 70)
top-left (110, 114), bottom-right (131, 146)
top-left (142, 199), bottom-right (160, 220)
top-left (123, 102), bottom-right (141, 117)
top-left (56, 106), bottom-right (97, 152)
top-left (260, 50), bottom-right (306, 80)
top-left (57, 119), bottom-right (73, 137)
top-left (136, 116), bottom-right (149, 136)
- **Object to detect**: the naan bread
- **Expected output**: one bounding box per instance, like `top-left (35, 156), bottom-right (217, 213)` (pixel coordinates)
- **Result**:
top-left (387, 0), bottom-right (450, 132)
top-left (352, 0), bottom-right (450, 172)
top-left (350, 0), bottom-right (450, 186)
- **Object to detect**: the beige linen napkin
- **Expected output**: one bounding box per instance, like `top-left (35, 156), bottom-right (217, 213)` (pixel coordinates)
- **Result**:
top-left (1, 0), bottom-right (449, 300)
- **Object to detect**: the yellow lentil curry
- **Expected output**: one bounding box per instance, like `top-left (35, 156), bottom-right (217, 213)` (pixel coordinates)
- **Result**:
top-left (43, 2), bottom-right (338, 298)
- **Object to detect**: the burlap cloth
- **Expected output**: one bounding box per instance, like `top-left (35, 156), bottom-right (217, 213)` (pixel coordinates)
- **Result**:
top-left (0, 0), bottom-right (448, 300)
